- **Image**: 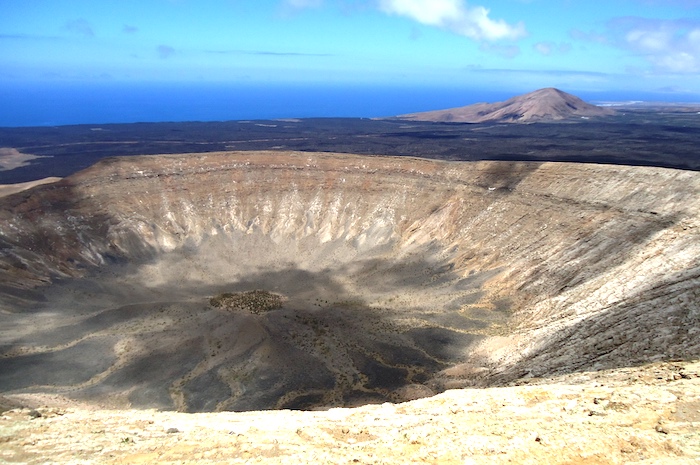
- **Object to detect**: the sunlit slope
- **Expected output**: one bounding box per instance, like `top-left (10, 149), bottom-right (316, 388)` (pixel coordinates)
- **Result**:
top-left (397, 88), bottom-right (615, 123)
top-left (0, 151), bottom-right (697, 411)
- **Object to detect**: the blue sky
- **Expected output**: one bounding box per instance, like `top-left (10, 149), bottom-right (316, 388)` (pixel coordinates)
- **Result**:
top-left (2, 0), bottom-right (700, 97)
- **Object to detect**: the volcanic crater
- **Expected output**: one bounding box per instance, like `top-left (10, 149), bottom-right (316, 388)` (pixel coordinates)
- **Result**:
top-left (1, 151), bottom-right (698, 412)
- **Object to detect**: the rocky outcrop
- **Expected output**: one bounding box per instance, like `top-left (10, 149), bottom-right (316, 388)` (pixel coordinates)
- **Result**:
top-left (0, 151), bottom-right (698, 411)
top-left (397, 88), bottom-right (615, 123)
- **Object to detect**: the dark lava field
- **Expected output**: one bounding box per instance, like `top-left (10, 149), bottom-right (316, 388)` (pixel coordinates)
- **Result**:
top-left (1, 106), bottom-right (699, 184)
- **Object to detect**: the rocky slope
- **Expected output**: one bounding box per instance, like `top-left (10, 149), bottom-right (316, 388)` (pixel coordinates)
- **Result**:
top-left (0, 151), bottom-right (698, 413)
top-left (397, 88), bottom-right (615, 123)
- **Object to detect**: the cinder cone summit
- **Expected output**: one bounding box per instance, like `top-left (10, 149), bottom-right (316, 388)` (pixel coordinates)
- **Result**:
top-left (398, 87), bottom-right (615, 123)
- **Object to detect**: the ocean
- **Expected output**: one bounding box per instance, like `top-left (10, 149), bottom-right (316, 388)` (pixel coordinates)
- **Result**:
top-left (1, 82), bottom-right (697, 127)
top-left (0, 82), bottom-right (498, 127)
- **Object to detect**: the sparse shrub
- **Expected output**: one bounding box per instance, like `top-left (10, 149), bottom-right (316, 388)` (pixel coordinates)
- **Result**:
top-left (209, 290), bottom-right (283, 314)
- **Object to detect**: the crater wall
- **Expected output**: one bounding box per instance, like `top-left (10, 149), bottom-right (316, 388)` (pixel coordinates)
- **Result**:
top-left (0, 151), bottom-right (698, 410)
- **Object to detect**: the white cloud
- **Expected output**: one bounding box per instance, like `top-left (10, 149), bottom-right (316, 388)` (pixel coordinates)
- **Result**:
top-left (277, 0), bottom-right (527, 44)
top-left (633, 0), bottom-right (700, 7)
top-left (157, 45), bottom-right (176, 59)
top-left (573, 17), bottom-right (700, 74)
top-left (534, 42), bottom-right (552, 55)
top-left (480, 42), bottom-right (520, 58)
top-left (284, 0), bottom-right (324, 8)
top-left (65, 18), bottom-right (95, 37)
top-left (613, 18), bottom-right (700, 73)
top-left (378, 0), bottom-right (527, 41)
top-left (652, 51), bottom-right (698, 73)
top-left (534, 41), bottom-right (571, 56)
top-left (569, 28), bottom-right (608, 44)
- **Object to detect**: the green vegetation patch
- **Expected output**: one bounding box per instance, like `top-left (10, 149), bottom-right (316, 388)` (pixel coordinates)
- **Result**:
top-left (210, 290), bottom-right (284, 314)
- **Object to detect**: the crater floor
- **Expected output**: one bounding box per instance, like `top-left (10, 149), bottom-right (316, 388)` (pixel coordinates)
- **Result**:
top-left (0, 151), bottom-right (698, 412)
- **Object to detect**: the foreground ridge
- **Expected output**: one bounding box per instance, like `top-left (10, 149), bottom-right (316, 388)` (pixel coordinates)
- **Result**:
top-left (2, 360), bottom-right (699, 464)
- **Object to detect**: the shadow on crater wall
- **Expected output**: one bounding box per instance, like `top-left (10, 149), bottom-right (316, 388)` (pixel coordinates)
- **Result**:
top-left (491, 266), bottom-right (700, 384)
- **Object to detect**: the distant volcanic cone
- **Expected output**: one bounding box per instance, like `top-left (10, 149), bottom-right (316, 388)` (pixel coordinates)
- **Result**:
top-left (397, 88), bottom-right (615, 123)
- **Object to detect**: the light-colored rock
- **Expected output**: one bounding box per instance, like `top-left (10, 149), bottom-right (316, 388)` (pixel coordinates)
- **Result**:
top-left (1, 361), bottom-right (699, 464)
top-left (0, 177), bottom-right (61, 198)
top-left (0, 147), bottom-right (47, 171)
top-left (0, 151), bottom-right (698, 413)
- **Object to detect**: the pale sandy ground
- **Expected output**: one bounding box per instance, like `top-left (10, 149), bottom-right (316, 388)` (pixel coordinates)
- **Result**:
top-left (0, 177), bottom-right (61, 198)
top-left (0, 148), bottom-right (47, 172)
top-left (2, 360), bottom-right (699, 465)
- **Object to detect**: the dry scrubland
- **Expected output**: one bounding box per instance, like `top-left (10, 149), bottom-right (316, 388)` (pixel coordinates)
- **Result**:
top-left (0, 151), bottom-right (699, 462)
